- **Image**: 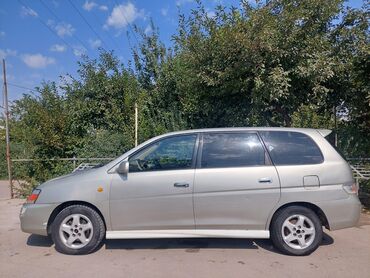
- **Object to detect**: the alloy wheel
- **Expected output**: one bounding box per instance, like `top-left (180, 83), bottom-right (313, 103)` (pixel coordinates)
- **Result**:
top-left (281, 214), bottom-right (316, 250)
top-left (59, 214), bottom-right (94, 249)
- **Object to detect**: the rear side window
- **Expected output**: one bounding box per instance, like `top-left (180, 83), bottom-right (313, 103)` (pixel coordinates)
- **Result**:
top-left (201, 133), bottom-right (266, 168)
top-left (260, 131), bottom-right (323, 165)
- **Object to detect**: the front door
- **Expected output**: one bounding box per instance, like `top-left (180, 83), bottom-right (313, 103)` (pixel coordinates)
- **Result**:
top-left (194, 132), bottom-right (281, 230)
top-left (110, 134), bottom-right (198, 231)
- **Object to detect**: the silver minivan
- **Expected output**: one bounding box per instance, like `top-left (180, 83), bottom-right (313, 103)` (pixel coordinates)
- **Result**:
top-left (20, 128), bottom-right (361, 256)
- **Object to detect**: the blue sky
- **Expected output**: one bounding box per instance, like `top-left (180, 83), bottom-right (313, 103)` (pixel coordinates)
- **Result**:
top-left (0, 0), bottom-right (366, 101)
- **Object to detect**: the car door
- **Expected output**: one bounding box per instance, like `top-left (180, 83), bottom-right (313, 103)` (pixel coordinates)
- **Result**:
top-left (110, 134), bottom-right (198, 231)
top-left (193, 132), bottom-right (281, 230)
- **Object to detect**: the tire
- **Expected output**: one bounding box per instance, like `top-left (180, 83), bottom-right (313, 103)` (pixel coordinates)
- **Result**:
top-left (270, 206), bottom-right (323, 256)
top-left (51, 205), bottom-right (105, 255)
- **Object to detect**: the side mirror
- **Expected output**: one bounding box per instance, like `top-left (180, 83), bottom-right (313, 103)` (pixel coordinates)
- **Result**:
top-left (116, 161), bottom-right (129, 175)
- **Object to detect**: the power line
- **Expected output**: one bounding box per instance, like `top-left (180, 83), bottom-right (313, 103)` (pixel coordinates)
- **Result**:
top-left (112, 0), bottom-right (140, 45)
top-left (38, 0), bottom-right (89, 51)
top-left (8, 82), bottom-right (38, 93)
top-left (7, 82), bottom-right (40, 99)
top-left (89, 9), bottom-right (126, 58)
top-left (17, 0), bottom-right (84, 57)
top-left (67, 0), bottom-right (109, 50)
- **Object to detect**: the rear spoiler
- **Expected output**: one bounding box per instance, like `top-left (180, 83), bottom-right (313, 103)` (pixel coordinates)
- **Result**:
top-left (317, 129), bottom-right (332, 137)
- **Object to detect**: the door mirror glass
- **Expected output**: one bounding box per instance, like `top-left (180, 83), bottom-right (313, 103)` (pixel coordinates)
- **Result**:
top-left (116, 160), bottom-right (129, 175)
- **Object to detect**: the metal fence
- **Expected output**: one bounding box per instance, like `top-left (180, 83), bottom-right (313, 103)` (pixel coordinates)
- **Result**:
top-left (348, 158), bottom-right (370, 181)
top-left (6, 157), bottom-right (370, 200)
top-left (12, 157), bottom-right (115, 169)
top-left (11, 156), bottom-right (370, 178)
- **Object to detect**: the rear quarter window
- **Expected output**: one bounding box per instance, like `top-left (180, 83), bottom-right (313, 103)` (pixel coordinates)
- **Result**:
top-left (259, 131), bottom-right (323, 165)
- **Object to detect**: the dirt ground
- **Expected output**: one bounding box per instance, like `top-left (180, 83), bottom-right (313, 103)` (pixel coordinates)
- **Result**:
top-left (0, 180), bottom-right (11, 200)
top-left (0, 183), bottom-right (370, 278)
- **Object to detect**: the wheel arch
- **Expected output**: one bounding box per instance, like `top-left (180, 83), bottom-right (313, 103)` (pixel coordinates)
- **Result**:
top-left (268, 202), bottom-right (330, 231)
top-left (47, 201), bottom-right (107, 235)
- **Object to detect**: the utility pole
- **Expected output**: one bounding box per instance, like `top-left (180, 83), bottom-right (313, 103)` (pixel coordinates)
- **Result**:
top-left (333, 105), bottom-right (338, 147)
top-left (2, 59), bottom-right (13, 199)
top-left (134, 102), bottom-right (138, 147)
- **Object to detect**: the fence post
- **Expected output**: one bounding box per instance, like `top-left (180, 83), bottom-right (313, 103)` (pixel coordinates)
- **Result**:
top-left (135, 102), bottom-right (138, 147)
top-left (73, 156), bottom-right (76, 169)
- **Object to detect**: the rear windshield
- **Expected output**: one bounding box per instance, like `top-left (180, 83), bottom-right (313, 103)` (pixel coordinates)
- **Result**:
top-left (259, 131), bottom-right (324, 165)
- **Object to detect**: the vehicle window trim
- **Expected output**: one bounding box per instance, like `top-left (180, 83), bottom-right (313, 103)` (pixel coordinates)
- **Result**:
top-left (197, 131), bottom-right (269, 169)
top-left (256, 132), bottom-right (273, 166)
top-left (258, 131), bottom-right (325, 166)
top-left (127, 133), bottom-right (200, 173)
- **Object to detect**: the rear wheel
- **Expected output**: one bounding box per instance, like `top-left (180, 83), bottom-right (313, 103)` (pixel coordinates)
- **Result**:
top-left (51, 205), bottom-right (105, 255)
top-left (270, 206), bottom-right (323, 256)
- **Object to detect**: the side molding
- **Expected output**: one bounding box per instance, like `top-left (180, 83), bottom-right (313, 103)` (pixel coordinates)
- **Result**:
top-left (106, 229), bottom-right (270, 239)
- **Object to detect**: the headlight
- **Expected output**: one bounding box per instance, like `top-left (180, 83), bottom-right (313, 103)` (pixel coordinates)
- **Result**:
top-left (26, 189), bottom-right (41, 204)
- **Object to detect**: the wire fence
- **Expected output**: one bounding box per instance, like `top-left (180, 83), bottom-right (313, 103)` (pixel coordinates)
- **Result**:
top-left (4, 157), bottom-right (370, 203)
top-left (12, 157), bottom-right (115, 169)
top-left (11, 157), bottom-right (370, 176)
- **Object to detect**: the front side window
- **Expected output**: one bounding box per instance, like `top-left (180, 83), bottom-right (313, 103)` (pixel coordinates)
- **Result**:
top-left (129, 134), bottom-right (197, 172)
top-left (201, 133), bottom-right (266, 168)
top-left (259, 131), bottom-right (323, 165)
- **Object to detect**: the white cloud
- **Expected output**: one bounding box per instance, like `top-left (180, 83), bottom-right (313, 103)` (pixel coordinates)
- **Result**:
top-left (50, 44), bottom-right (67, 52)
top-left (89, 39), bottom-right (102, 49)
top-left (206, 9), bottom-right (216, 18)
top-left (47, 20), bottom-right (75, 38)
top-left (83, 1), bottom-right (97, 11)
top-left (21, 54), bottom-right (55, 69)
top-left (160, 8), bottom-right (168, 16)
top-left (99, 5), bottom-right (108, 11)
top-left (176, 0), bottom-right (193, 6)
top-left (0, 48), bottom-right (17, 59)
top-left (21, 6), bottom-right (38, 17)
top-left (55, 22), bottom-right (75, 37)
top-left (144, 25), bottom-right (152, 35)
top-left (105, 2), bottom-right (144, 30)
top-left (0, 31), bottom-right (5, 37)
top-left (72, 46), bottom-right (86, 57)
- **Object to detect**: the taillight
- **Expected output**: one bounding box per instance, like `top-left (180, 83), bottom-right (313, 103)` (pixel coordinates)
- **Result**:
top-left (343, 183), bottom-right (358, 195)
top-left (26, 189), bottom-right (41, 204)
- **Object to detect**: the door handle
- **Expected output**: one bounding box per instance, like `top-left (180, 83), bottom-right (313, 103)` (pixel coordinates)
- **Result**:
top-left (258, 178), bottom-right (272, 183)
top-left (174, 182), bottom-right (189, 188)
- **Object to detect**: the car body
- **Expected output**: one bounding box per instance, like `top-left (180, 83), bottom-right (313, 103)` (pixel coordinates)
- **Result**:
top-left (20, 127), bottom-right (361, 255)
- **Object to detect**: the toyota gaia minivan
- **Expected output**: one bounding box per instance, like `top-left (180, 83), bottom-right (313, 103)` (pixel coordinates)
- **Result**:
top-left (20, 128), bottom-right (361, 256)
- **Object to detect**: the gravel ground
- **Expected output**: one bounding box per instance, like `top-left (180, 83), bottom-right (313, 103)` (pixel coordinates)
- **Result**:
top-left (0, 196), bottom-right (369, 278)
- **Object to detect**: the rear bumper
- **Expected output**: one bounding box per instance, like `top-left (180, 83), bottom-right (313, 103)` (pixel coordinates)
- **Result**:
top-left (318, 195), bottom-right (362, 231)
top-left (19, 203), bottom-right (59, 236)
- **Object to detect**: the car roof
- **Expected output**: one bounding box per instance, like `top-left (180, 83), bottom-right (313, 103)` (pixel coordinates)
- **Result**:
top-left (162, 127), bottom-right (325, 136)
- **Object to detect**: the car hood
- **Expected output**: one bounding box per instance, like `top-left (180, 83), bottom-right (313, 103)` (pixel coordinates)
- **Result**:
top-left (37, 167), bottom-right (103, 189)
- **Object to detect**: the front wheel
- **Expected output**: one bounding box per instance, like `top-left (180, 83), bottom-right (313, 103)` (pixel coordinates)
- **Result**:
top-left (51, 205), bottom-right (105, 255)
top-left (270, 206), bottom-right (323, 256)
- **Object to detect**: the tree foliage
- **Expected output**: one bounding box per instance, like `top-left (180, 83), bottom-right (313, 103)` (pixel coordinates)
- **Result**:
top-left (1, 0), bottom-right (369, 185)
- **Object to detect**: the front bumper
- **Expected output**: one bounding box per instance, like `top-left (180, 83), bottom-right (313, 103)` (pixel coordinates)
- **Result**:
top-left (20, 203), bottom-right (59, 236)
